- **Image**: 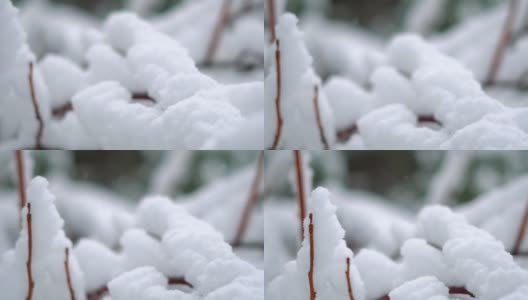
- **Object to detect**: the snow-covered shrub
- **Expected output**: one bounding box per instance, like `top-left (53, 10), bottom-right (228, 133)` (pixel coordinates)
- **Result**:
top-left (265, 150), bottom-right (528, 299)
top-left (266, 187), bottom-right (366, 300)
top-left (265, 1), bottom-right (528, 149)
top-left (0, 0), bottom-right (264, 150)
top-left (0, 150), bottom-right (264, 299)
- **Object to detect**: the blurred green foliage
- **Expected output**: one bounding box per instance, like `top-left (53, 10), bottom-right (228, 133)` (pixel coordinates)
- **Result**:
top-left (281, 151), bottom-right (528, 210)
top-left (13, 0), bottom-right (184, 17)
top-left (20, 151), bottom-right (258, 200)
top-left (287, 0), bottom-right (503, 35)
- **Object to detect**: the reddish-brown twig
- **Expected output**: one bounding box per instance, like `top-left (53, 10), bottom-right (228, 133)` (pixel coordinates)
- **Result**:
top-left (337, 125), bottom-right (358, 144)
top-left (26, 203), bottom-right (34, 300)
top-left (204, 0), bottom-right (233, 65)
top-left (267, 0), bottom-right (277, 42)
top-left (28, 62), bottom-right (44, 149)
top-left (87, 277), bottom-right (192, 300)
top-left (168, 277), bottom-right (193, 286)
top-left (313, 85), bottom-right (329, 150)
top-left (485, 0), bottom-right (520, 86)
top-left (52, 92), bottom-right (155, 119)
top-left (270, 39), bottom-right (283, 150)
top-left (87, 286), bottom-right (109, 300)
top-left (232, 151), bottom-right (265, 247)
top-left (15, 150), bottom-right (27, 211)
top-left (345, 257), bottom-right (355, 300)
top-left (64, 248), bottom-right (76, 300)
top-left (378, 286), bottom-right (474, 300)
top-left (293, 150), bottom-right (307, 240)
top-left (336, 114), bottom-right (442, 144)
top-left (512, 199), bottom-right (528, 255)
top-left (449, 286), bottom-right (475, 297)
top-left (308, 213), bottom-right (316, 300)
top-left (131, 92), bottom-right (155, 103)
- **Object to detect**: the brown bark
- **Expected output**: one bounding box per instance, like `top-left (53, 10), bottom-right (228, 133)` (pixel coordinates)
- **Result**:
top-left (26, 203), bottom-right (34, 300)
top-left (294, 150), bottom-right (307, 240)
top-left (485, 0), bottom-right (520, 86)
top-left (308, 213), bottom-right (316, 300)
top-left (345, 257), bottom-right (355, 300)
top-left (313, 85), bottom-right (330, 149)
top-left (270, 39), bottom-right (283, 150)
top-left (28, 63), bottom-right (44, 149)
top-left (267, 0), bottom-right (277, 42)
top-left (15, 150), bottom-right (27, 211)
top-left (512, 199), bottom-right (528, 255)
top-left (64, 248), bottom-right (76, 300)
top-left (232, 151), bottom-right (264, 247)
top-left (204, 0), bottom-right (233, 65)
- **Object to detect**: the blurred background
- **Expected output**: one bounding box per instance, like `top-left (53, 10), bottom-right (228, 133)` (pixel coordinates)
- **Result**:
top-left (9, 0), bottom-right (502, 32)
top-left (286, 0), bottom-right (503, 36)
top-left (11, 0), bottom-right (185, 17)
top-left (0, 151), bottom-right (258, 200)
top-left (265, 151), bottom-right (528, 209)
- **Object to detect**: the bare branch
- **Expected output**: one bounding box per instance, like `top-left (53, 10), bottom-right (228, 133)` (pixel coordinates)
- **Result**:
top-left (270, 39), bottom-right (283, 150)
top-left (485, 0), bottom-right (520, 86)
top-left (232, 151), bottom-right (264, 247)
top-left (26, 202), bottom-right (34, 300)
top-left (15, 150), bottom-right (27, 211)
top-left (64, 248), bottom-right (76, 300)
top-left (204, 0), bottom-right (233, 66)
top-left (28, 62), bottom-right (44, 149)
top-left (512, 198), bottom-right (528, 255)
top-left (345, 257), bottom-right (355, 300)
top-left (267, 0), bottom-right (277, 42)
top-left (308, 213), bottom-right (316, 300)
top-left (294, 150), bottom-right (306, 240)
top-left (313, 85), bottom-right (329, 150)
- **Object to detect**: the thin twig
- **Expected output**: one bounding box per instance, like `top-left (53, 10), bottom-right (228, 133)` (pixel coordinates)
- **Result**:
top-left (313, 85), bottom-right (329, 150)
top-left (270, 39), bottom-right (283, 150)
top-left (64, 248), bottom-right (76, 300)
top-left (378, 286), bottom-right (474, 300)
top-left (512, 199), bottom-right (528, 255)
top-left (345, 257), bottom-right (355, 300)
top-left (131, 92), bottom-right (155, 103)
top-left (15, 150), bottom-right (27, 211)
top-left (52, 92), bottom-right (155, 119)
top-left (294, 150), bottom-right (306, 241)
top-left (232, 151), bottom-right (264, 247)
top-left (267, 0), bottom-right (277, 42)
top-left (204, 0), bottom-right (233, 66)
top-left (449, 287), bottom-right (475, 297)
top-left (28, 62), bottom-right (44, 149)
top-left (308, 213), bottom-right (316, 300)
top-left (337, 114), bottom-right (442, 144)
top-left (26, 203), bottom-right (34, 300)
top-left (87, 277), bottom-right (192, 300)
top-left (337, 125), bottom-right (358, 144)
top-left (168, 277), bottom-right (193, 287)
top-left (485, 0), bottom-right (520, 86)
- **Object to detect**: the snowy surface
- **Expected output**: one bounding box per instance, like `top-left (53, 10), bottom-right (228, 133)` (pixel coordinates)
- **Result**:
top-left (265, 3), bottom-right (528, 149)
top-left (0, 151), bottom-right (264, 299)
top-left (0, 0), bottom-right (264, 150)
top-left (264, 151), bottom-right (528, 299)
